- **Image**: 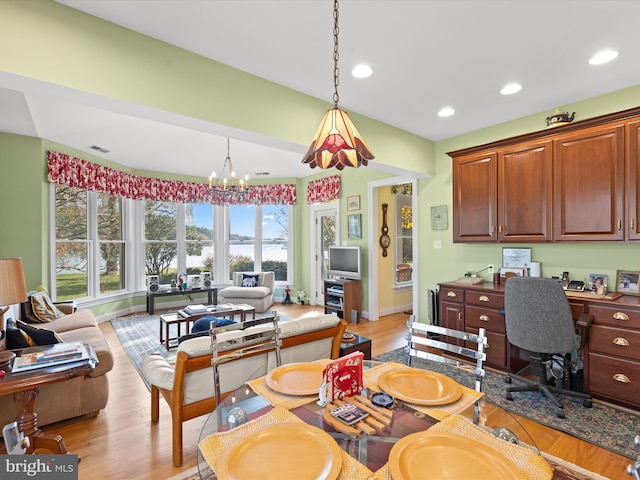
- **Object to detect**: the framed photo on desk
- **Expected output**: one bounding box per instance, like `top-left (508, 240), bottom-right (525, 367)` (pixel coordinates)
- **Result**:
top-left (616, 270), bottom-right (640, 296)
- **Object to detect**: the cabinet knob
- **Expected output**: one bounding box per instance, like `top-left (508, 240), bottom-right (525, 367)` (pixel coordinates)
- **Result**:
top-left (613, 373), bottom-right (630, 383)
top-left (447, 291), bottom-right (457, 297)
top-left (613, 312), bottom-right (629, 321)
top-left (618, 219), bottom-right (622, 230)
top-left (613, 337), bottom-right (630, 347)
top-left (479, 295), bottom-right (489, 302)
top-left (479, 315), bottom-right (489, 322)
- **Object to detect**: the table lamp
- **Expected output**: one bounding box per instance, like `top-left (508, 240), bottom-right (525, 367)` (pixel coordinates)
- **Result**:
top-left (0, 258), bottom-right (28, 351)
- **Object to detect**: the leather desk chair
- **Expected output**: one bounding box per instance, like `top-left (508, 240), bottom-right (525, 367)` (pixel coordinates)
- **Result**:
top-left (503, 277), bottom-right (593, 418)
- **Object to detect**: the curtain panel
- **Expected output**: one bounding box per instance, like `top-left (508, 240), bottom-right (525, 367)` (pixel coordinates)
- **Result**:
top-left (47, 151), bottom-right (296, 205)
top-left (306, 175), bottom-right (340, 204)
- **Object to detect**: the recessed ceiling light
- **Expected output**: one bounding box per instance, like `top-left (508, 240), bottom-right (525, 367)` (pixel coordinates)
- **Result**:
top-left (589, 50), bottom-right (619, 65)
top-left (500, 83), bottom-right (522, 95)
top-left (438, 107), bottom-right (455, 118)
top-left (351, 64), bottom-right (373, 78)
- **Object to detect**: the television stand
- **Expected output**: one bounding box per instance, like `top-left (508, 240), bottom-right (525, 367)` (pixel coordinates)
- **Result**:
top-left (324, 278), bottom-right (361, 323)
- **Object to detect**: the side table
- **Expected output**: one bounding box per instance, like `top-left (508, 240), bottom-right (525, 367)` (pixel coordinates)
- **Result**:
top-left (339, 333), bottom-right (372, 360)
top-left (0, 344), bottom-right (97, 455)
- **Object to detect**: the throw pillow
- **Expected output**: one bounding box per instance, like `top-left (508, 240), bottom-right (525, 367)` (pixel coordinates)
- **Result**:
top-left (191, 316), bottom-right (235, 334)
top-left (21, 291), bottom-right (65, 323)
top-left (6, 319), bottom-right (62, 349)
top-left (241, 274), bottom-right (259, 288)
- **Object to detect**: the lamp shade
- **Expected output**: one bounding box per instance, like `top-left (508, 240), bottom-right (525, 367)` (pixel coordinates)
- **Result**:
top-left (0, 258), bottom-right (28, 307)
top-left (302, 108), bottom-right (374, 170)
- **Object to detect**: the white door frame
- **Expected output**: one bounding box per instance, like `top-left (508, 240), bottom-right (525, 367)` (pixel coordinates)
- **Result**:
top-left (367, 177), bottom-right (419, 321)
top-left (310, 203), bottom-right (339, 306)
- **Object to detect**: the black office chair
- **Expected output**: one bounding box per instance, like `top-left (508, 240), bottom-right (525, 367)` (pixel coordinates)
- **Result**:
top-left (503, 277), bottom-right (593, 418)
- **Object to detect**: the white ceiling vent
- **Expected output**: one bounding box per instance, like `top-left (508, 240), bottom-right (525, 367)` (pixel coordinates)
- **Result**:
top-left (89, 145), bottom-right (110, 154)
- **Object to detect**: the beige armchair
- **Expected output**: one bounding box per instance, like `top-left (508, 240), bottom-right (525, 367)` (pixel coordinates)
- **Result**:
top-left (140, 312), bottom-right (347, 466)
top-left (218, 271), bottom-right (275, 312)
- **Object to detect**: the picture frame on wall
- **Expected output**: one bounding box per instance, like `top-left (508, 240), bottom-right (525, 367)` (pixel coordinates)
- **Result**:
top-left (616, 270), bottom-right (640, 296)
top-left (347, 195), bottom-right (361, 211)
top-left (347, 214), bottom-right (362, 238)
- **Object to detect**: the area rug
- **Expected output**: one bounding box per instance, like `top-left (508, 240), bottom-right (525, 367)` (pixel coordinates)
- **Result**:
top-left (374, 348), bottom-right (639, 460)
top-left (167, 453), bottom-right (610, 480)
top-left (111, 311), bottom-right (288, 390)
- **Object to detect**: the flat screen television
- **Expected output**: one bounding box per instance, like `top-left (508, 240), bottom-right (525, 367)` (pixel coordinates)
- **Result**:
top-left (328, 246), bottom-right (361, 280)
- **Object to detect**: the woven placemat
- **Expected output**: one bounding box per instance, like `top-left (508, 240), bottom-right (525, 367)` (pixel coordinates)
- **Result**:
top-left (198, 406), bottom-right (374, 480)
top-left (364, 362), bottom-right (484, 420)
top-left (372, 414), bottom-right (552, 480)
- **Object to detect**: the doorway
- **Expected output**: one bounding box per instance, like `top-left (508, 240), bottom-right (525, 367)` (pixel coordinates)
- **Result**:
top-left (310, 204), bottom-right (339, 306)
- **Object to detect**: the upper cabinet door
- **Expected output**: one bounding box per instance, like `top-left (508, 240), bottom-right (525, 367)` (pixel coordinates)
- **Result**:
top-left (498, 140), bottom-right (553, 242)
top-left (554, 123), bottom-right (625, 241)
top-left (453, 152), bottom-right (498, 242)
top-left (627, 120), bottom-right (640, 241)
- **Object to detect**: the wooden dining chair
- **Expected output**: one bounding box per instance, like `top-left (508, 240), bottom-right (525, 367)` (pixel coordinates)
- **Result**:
top-left (405, 315), bottom-right (487, 422)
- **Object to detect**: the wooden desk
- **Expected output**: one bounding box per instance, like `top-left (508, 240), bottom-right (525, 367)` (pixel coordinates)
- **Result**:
top-left (0, 345), bottom-right (97, 455)
top-left (146, 287), bottom-right (218, 314)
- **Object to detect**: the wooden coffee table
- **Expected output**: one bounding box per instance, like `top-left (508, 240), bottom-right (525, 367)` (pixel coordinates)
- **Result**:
top-left (0, 344), bottom-right (97, 455)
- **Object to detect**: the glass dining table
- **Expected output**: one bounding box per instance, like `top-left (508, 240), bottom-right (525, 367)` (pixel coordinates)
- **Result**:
top-left (195, 360), bottom-right (548, 480)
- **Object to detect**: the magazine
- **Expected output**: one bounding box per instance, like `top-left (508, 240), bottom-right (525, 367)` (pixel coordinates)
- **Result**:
top-left (12, 342), bottom-right (91, 373)
top-left (322, 351), bottom-right (364, 403)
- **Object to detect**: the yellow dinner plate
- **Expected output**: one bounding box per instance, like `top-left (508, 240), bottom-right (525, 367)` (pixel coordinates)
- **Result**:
top-left (265, 362), bottom-right (326, 396)
top-left (389, 431), bottom-right (530, 480)
top-left (216, 423), bottom-right (342, 480)
top-left (378, 368), bottom-right (462, 405)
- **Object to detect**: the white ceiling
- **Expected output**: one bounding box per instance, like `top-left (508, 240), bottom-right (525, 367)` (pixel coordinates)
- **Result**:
top-left (2, 0), bottom-right (640, 179)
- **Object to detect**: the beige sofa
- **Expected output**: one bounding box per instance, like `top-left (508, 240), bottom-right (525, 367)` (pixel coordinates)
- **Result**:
top-left (218, 271), bottom-right (274, 313)
top-left (0, 309), bottom-right (114, 428)
top-left (141, 311), bottom-right (347, 466)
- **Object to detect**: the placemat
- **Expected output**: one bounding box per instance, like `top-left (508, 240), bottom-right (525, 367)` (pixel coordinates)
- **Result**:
top-left (372, 414), bottom-right (553, 480)
top-left (198, 406), bottom-right (374, 480)
top-left (365, 361), bottom-right (484, 420)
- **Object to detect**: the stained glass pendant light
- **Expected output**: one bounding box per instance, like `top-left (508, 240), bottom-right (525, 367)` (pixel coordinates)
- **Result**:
top-left (302, 0), bottom-right (374, 170)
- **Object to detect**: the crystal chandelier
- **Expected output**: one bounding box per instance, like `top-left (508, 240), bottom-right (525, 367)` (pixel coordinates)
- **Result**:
top-left (302, 0), bottom-right (374, 170)
top-left (209, 138), bottom-right (249, 199)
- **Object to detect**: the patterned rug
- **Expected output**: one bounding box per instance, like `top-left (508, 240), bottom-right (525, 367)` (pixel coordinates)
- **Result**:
top-left (375, 348), bottom-right (639, 460)
top-left (111, 311), bottom-right (286, 389)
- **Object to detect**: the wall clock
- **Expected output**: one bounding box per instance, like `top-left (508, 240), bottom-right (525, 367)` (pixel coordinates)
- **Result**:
top-left (380, 203), bottom-right (390, 257)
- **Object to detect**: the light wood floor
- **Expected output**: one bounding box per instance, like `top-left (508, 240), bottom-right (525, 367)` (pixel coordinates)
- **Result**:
top-left (34, 303), bottom-right (633, 479)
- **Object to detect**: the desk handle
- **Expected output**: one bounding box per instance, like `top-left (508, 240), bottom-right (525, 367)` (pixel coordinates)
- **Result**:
top-left (479, 315), bottom-right (489, 322)
top-left (613, 312), bottom-right (629, 321)
top-left (613, 337), bottom-right (630, 347)
top-left (613, 373), bottom-right (630, 383)
top-left (479, 295), bottom-right (489, 302)
top-left (447, 291), bottom-right (457, 298)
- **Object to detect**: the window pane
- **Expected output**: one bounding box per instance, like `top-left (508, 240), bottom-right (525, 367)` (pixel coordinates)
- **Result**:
top-left (262, 205), bottom-right (288, 280)
top-left (145, 242), bottom-right (178, 284)
top-left (145, 201), bottom-right (177, 283)
top-left (56, 242), bottom-right (88, 300)
top-left (100, 243), bottom-right (125, 293)
top-left (145, 201), bottom-right (177, 240)
top-left (56, 185), bottom-right (87, 240)
top-left (186, 203), bottom-right (214, 276)
top-left (229, 205), bottom-right (255, 277)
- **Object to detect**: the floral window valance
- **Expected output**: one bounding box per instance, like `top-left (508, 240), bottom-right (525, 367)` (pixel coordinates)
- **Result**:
top-left (306, 175), bottom-right (340, 204)
top-left (47, 151), bottom-right (297, 205)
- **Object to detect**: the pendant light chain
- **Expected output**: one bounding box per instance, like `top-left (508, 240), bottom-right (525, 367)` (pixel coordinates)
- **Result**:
top-left (333, 0), bottom-right (340, 108)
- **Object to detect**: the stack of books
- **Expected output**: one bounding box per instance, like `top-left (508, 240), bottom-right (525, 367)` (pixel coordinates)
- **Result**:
top-left (184, 304), bottom-right (208, 315)
top-left (12, 341), bottom-right (91, 373)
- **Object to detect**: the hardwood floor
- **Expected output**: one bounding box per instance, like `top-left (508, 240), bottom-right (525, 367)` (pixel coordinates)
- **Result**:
top-left (34, 304), bottom-right (633, 479)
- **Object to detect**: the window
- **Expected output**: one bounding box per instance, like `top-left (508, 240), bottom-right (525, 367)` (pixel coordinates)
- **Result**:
top-left (261, 205), bottom-right (289, 281)
top-left (185, 202), bottom-right (214, 276)
top-left (144, 200), bottom-right (178, 285)
top-left (54, 185), bottom-right (125, 301)
top-left (394, 192), bottom-right (413, 286)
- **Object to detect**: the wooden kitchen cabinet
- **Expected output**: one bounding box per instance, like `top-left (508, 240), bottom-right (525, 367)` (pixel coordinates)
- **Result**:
top-left (627, 120), bottom-right (640, 240)
top-left (553, 122), bottom-right (625, 241)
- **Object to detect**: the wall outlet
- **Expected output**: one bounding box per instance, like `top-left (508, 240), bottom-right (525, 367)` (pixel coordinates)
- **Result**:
top-left (488, 264), bottom-right (494, 273)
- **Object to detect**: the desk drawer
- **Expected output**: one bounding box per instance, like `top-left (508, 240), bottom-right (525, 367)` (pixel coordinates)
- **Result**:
top-left (589, 325), bottom-right (640, 362)
top-left (440, 287), bottom-right (464, 304)
top-left (465, 291), bottom-right (503, 309)
top-left (588, 352), bottom-right (640, 407)
top-left (466, 327), bottom-right (506, 368)
top-left (589, 305), bottom-right (640, 327)
top-left (465, 306), bottom-right (506, 334)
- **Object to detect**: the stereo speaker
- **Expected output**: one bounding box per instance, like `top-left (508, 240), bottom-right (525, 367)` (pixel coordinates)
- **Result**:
top-left (201, 271), bottom-right (212, 288)
top-left (147, 275), bottom-right (159, 293)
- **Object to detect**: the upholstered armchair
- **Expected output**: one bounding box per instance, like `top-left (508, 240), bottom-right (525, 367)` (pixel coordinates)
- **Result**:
top-left (218, 271), bottom-right (275, 313)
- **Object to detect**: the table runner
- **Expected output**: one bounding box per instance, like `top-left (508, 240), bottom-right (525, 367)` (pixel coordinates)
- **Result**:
top-left (372, 414), bottom-right (553, 480)
top-left (198, 406), bottom-right (374, 480)
top-left (364, 361), bottom-right (485, 420)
